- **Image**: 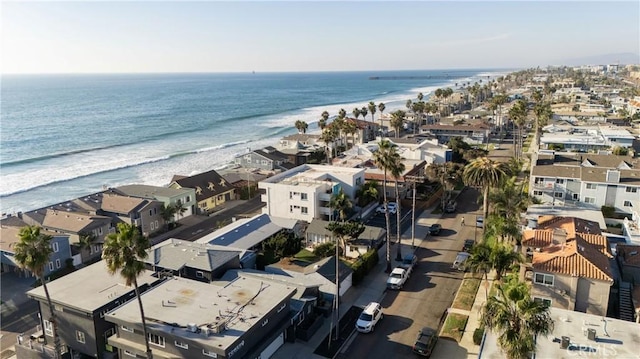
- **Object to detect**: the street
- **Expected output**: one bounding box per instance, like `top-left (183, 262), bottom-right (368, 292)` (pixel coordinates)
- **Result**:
top-left (340, 187), bottom-right (482, 359)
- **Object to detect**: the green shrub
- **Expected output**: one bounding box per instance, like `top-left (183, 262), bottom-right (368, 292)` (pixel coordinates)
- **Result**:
top-left (348, 248), bottom-right (379, 285)
top-left (473, 327), bottom-right (485, 345)
top-left (313, 242), bottom-right (336, 258)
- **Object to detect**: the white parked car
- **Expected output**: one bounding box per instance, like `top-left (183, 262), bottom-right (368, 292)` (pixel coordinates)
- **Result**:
top-left (386, 267), bottom-right (408, 290)
top-left (452, 252), bottom-right (471, 271)
top-left (476, 216), bottom-right (484, 228)
top-left (355, 302), bottom-right (383, 333)
top-left (376, 202), bottom-right (398, 214)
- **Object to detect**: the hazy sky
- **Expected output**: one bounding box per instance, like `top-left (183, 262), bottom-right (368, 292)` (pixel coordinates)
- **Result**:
top-left (2, 1), bottom-right (639, 74)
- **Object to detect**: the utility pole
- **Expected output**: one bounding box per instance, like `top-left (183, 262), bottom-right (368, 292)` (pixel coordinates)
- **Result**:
top-left (405, 174), bottom-right (425, 249)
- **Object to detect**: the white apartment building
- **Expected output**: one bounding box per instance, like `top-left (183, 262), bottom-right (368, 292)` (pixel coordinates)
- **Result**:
top-left (259, 164), bottom-right (365, 221)
top-left (530, 153), bottom-right (640, 215)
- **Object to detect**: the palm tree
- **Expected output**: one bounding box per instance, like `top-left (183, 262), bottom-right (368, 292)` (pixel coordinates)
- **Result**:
top-left (490, 244), bottom-right (522, 281)
top-left (389, 153), bottom-right (406, 261)
top-left (320, 126), bottom-right (338, 163)
top-left (390, 110), bottom-right (405, 138)
top-left (463, 157), bottom-right (508, 226)
top-left (352, 107), bottom-right (361, 119)
top-left (373, 139), bottom-right (396, 272)
top-left (360, 107), bottom-right (368, 122)
top-left (368, 101), bottom-right (377, 123)
top-left (355, 180), bottom-right (379, 207)
top-left (78, 231), bottom-right (98, 262)
top-left (159, 203), bottom-right (177, 231)
top-left (338, 108), bottom-right (347, 119)
top-left (378, 102), bottom-right (387, 132)
top-left (533, 101), bottom-right (553, 150)
top-left (329, 188), bottom-right (353, 222)
top-left (102, 222), bottom-right (153, 359)
top-left (294, 120), bottom-right (308, 134)
top-left (508, 100), bottom-right (527, 159)
top-left (481, 281), bottom-right (553, 359)
top-left (173, 200), bottom-right (187, 220)
top-left (465, 242), bottom-right (493, 298)
top-left (320, 111), bottom-right (330, 130)
top-left (15, 226), bottom-right (62, 359)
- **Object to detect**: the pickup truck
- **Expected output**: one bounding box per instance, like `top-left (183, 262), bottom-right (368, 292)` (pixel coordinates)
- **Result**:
top-left (399, 254), bottom-right (418, 277)
top-left (387, 267), bottom-right (409, 290)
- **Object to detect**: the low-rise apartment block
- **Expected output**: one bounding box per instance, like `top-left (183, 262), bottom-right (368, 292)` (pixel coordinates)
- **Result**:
top-left (105, 275), bottom-right (296, 359)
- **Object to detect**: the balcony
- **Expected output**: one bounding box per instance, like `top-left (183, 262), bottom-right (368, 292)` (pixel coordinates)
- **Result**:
top-left (14, 325), bottom-right (66, 359)
top-left (532, 182), bottom-right (556, 190)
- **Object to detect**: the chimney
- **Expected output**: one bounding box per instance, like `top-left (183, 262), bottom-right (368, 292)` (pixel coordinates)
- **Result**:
top-left (552, 228), bottom-right (567, 246)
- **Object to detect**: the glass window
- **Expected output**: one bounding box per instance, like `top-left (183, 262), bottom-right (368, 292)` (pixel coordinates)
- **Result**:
top-left (585, 197), bottom-right (595, 204)
top-left (76, 331), bottom-right (86, 343)
top-left (301, 193), bottom-right (308, 200)
top-left (52, 242), bottom-right (59, 253)
top-left (48, 262), bottom-right (54, 271)
top-left (44, 320), bottom-right (53, 336)
top-left (301, 207), bottom-right (308, 214)
top-left (534, 273), bottom-right (554, 286)
top-left (121, 325), bottom-right (134, 333)
top-left (175, 341), bottom-right (188, 349)
top-left (624, 201), bottom-right (632, 207)
top-left (203, 349), bottom-right (218, 358)
top-left (586, 183), bottom-right (596, 190)
top-left (56, 259), bottom-right (61, 269)
top-left (626, 187), bottom-right (637, 193)
top-left (554, 192), bottom-right (563, 198)
top-left (196, 271), bottom-right (204, 278)
top-left (555, 178), bottom-right (564, 184)
top-left (533, 297), bottom-right (552, 307)
top-left (147, 333), bottom-right (165, 347)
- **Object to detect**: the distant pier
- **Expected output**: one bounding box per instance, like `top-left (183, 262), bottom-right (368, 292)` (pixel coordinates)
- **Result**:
top-left (369, 75), bottom-right (456, 80)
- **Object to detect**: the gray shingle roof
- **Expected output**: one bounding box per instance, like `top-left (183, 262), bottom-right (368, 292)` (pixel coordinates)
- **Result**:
top-left (146, 239), bottom-right (240, 272)
top-left (195, 214), bottom-right (298, 249)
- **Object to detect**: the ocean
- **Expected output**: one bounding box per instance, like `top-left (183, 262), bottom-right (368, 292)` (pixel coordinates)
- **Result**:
top-left (0, 69), bottom-right (508, 214)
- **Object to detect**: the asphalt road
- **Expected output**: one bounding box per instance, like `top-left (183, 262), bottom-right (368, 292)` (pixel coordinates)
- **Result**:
top-left (339, 187), bottom-right (482, 359)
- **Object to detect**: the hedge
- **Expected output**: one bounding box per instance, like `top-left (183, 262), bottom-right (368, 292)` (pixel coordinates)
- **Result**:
top-left (348, 248), bottom-right (379, 285)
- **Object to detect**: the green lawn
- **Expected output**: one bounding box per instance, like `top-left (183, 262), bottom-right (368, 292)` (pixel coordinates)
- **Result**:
top-left (440, 313), bottom-right (468, 342)
top-left (294, 249), bottom-right (318, 262)
top-left (451, 277), bottom-right (481, 311)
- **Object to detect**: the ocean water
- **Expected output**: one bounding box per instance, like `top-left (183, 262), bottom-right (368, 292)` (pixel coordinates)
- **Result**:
top-left (0, 69), bottom-right (508, 214)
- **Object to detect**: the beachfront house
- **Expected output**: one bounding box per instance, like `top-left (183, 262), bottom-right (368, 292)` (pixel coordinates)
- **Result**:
top-left (169, 169), bottom-right (235, 215)
top-left (277, 133), bottom-right (324, 166)
top-left (114, 184), bottom-right (197, 222)
top-left (529, 152), bottom-right (640, 215)
top-left (104, 275), bottom-right (296, 359)
top-left (99, 192), bottom-right (166, 237)
top-left (258, 164), bottom-right (365, 222)
top-left (0, 216), bottom-right (72, 278)
top-left (521, 216), bottom-right (614, 316)
top-left (304, 218), bottom-right (385, 258)
top-left (21, 262), bottom-right (162, 359)
top-left (233, 146), bottom-right (292, 171)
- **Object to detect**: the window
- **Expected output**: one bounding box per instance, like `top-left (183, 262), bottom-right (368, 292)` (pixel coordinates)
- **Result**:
top-left (175, 340), bottom-right (189, 349)
top-left (534, 273), bottom-right (554, 286)
top-left (121, 325), bottom-right (134, 333)
top-left (572, 193), bottom-right (579, 200)
top-left (124, 350), bottom-right (137, 357)
top-left (186, 196), bottom-right (191, 202)
top-left (202, 349), bottom-right (218, 358)
top-left (533, 191), bottom-right (543, 196)
top-left (153, 208), bottom-right (157, 215)
top-left (155, 220), bottom-right (158, 229)
top-left (585, 197), bottom-right (596, 204)
top-left (586, 183), bottom-right (597, 190)
top-left (301, 207), bottom-right (308, 214)
top-left (48, 262), bottom-right (54, 271)
top-left (301, 193), bottom-right (308, 200)
top-left (150, 222), bottom-right (155, 231)
top-left (147, 333), bottom-right (165, 347)
top-left (149, 209), bottom-right (153, 216)
top-left (52, 242), bottom-right (59, 253)
top-left (76, 330), bottom-right (86, 343)
top-left (289, 192), bottom-right (293, 199)
top-left (555, 178), bottom-right (564, 184)
top-left (56, 259), bottom-right (61, 269)
top-left (626, 187), bottom-right (637, 193)
top-left (533, 297), bottom-right (552, 307)
top-left (624, 201), bottom-right (633, 207)
top-left (44, 320), bottom-right (53, 336)
top-left (554, 192), bottom-right (563, 198)
top-left (196, 271), bottom-right (204, 278)
top-left (261, 160), bottom-right (268, 165)
top-left (93, 245), bottom-right (101, 254)
top-left (289, 205), bottom-right (293, 213)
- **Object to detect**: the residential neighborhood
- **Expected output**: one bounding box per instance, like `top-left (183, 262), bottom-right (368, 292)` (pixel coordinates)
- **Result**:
top-left (3, 64), bottom-right (640, 359)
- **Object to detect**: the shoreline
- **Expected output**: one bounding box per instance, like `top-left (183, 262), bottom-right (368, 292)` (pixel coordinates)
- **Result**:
top-left (0, 70), bottom-right (507, 215)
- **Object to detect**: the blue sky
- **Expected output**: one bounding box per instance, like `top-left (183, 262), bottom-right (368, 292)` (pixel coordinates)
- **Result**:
top-left (2, 1), bottom-right (638, 74)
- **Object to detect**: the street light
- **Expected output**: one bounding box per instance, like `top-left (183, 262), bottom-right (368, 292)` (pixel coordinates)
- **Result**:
top-left (405, 174), bottom-right (425, 249)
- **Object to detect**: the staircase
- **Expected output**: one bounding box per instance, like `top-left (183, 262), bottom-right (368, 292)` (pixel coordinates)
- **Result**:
top-left (619, 281), bottom-right (635, 322)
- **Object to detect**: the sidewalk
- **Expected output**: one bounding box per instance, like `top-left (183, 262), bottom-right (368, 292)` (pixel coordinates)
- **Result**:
top-left (272, 205), bottom-right (443, 359)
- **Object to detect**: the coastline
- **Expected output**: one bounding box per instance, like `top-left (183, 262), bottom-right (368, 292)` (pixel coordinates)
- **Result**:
top-left (0, 69), bottom-right (509, 215)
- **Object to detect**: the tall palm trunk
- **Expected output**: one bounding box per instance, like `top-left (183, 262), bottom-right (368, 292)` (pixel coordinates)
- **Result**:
top-left (482, 187), bottom-right (489, 229)
top-left (395, 180), bottom-right (402, 261)
top-left (134, 278), bottom-right (153, 359)
top-left (383, 170), bottom-right (392, 273)
top-left (42, 279), bottom-right (62, 359)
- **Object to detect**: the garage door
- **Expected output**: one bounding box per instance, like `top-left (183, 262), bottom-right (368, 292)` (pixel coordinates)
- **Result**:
top-left (260, 332), bottom-right (284, 359)
top-left (339, 273), bottom-right (352, 297)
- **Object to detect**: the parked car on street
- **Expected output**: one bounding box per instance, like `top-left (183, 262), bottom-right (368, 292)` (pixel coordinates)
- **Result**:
top-left (475, 216), bottom-right (484, 228)
top-left (386, 267), bottom-right (408, 290)
top-left (376, 202), bottom-right (398, 215)
top-left (412, 327), bottom-right (438, 357)
top-left (399, 254), bottom-right (418, 277)
top-left (462, 239), bottom-right (475, 252)
top-left (428, 224), bottom-right (442, 235)
top-left (355, 302), bottom-right (383, 333)
top-left (452, 252), bottom-right (471, 271)
top-left (444, 200), bottom-right (457, 213)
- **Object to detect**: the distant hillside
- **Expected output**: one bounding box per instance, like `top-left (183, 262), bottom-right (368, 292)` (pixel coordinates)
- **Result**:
top-left (555, 52), bottom-right (639, 66)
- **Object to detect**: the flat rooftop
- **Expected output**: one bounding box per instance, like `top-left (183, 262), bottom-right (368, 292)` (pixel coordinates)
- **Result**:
top-left (479, 307), bottom-right (640, 359)
top-left (260, 164), bottom-right (362, 185)
top-left (106, 275), bottom-right (296, 350)
top-left (27, 261), bottom-right (159, 312)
